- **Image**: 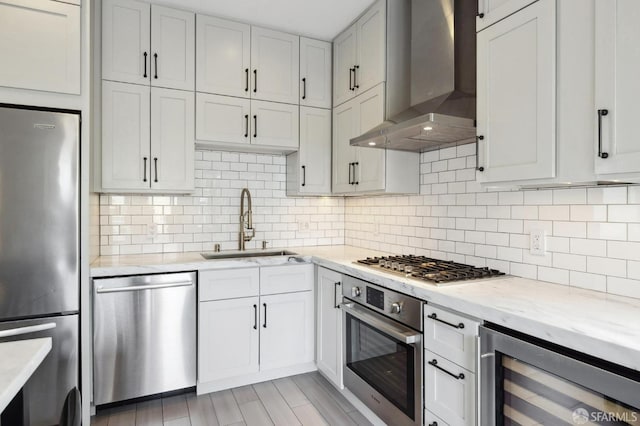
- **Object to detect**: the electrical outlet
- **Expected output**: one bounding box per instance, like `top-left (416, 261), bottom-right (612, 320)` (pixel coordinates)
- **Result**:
top-left (147, 223), bottom-right (158, 238)
top-left (530, 229), bottom-right (546, 256)
top-left (297, 221), bottom-right (310, 232)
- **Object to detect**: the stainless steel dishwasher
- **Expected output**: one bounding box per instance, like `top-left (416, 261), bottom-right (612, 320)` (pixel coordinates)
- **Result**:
top-left (93, 272), bottom-right (196, 405)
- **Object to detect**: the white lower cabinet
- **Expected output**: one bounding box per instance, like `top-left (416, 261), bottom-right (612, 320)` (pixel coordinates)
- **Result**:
top-left (197, 264), bottom-right (315, 392)
top-left (316, 267), bottom-right (343, 388)
top-left (425, 350), bottom-right (476, 426)
top-left (425, 409), bottom-right (450, 426)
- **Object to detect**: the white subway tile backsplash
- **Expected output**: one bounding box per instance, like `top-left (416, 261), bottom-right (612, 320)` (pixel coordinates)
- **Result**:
top-left (553, 221), bottom-right (586, 238)
top-left (607, 277), bottom-right (640, 299)
top-left (553, 188), bottom-right (586, 205)
top-left (608, 205), bottom-right (640, 223)
top-left (538, 267), bottom-right (570, 285)
top-left (539, 205), bottom-right (569, 221)
top-left (587, 222), bottom-right (627, 241)
top-left (570, 205), bottom-right (607, 222)
top-left (586, 256), bottom-right (626, 277)
top-left (569, 271), bottom-right (607, 292)
top-left (569, 238), bottom-right (606, 257)
top-left (523, 190), bottom-right (553, 205)
top-left (607, 241), bottom-right (640, 261)
top-left (587, 187), bottom-right (627, 205)
top-left (553, 253), bottom-right (586, 272)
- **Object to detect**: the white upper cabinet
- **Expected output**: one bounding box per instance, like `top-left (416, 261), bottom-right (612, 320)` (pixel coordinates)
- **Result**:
top-left (354, 84), bottom-right (386, 192)
top-left (251, 27), bottom-right (300, 105)
top-left (333, 25), bottom-right (358, 107)
top-left (101, 81), bottom-right (151, 191)
top-left (476, 0), bottom-right (539, 31)
top-left (150, 88), bottom-right (195, 191)
top-left (103, 0), bottom-right (194, 90)
top-left (332, 96), bottom-right (359, 194)
top-left (102, 0), bottom-right (151, 85)
top-left (300, 37), bottom-right (332, 109)
top-left (250, 100), bottom-right (299, 149)
top-left (595, 0), bottom-right (640, 176)
top-left (476, 0), bottom-right (556, 183)
top-left (196, 15), bottom-right (251, 98)
top-left (333, 0), bottom-right (386, 107)
top-left (287, 107), bottom-right (332, 195)
top-left (150, 6), bottom-right (195, 91)
top-left (196, 93), bottom-right (251, 146)
top-left (102, 81), bottom-right (194, 193)
top-left (355, 0), bottom-right (386, 95)
top-left (0, 0), bottom-right (80, 94)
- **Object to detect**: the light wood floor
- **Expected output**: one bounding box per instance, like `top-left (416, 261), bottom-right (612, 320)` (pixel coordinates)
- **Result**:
top-left (91, 372), bottom-right (374, 426)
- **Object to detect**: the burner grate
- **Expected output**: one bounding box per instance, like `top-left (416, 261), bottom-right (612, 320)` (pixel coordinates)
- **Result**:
top-left (356, 255), bottom-right (505, 284)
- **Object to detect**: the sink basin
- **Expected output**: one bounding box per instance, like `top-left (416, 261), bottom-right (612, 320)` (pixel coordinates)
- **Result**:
top-left (201, 249), bottom-right (298, 260)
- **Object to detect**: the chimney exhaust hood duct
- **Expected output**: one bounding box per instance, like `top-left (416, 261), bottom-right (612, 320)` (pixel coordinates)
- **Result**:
top-left (351, 0), bottom-right (477, 152)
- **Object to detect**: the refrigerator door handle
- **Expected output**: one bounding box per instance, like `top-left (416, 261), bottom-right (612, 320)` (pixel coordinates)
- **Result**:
top-left (0, 323), bottom-right (57, 338)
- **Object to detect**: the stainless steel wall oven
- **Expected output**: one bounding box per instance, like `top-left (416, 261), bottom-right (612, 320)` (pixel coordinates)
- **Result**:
top-left (480, 324), bottom-right (640, 425)
top-left (342, 275), bottom-right (423, 426)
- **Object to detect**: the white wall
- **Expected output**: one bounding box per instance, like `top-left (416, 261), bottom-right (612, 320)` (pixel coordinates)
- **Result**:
top-left (345, 143), bottom-right (640, 299)
top-left (99, 150), bottom-right (345, 254)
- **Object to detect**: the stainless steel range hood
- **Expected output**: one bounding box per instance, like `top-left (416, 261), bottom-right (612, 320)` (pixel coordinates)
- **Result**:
top-left (351, 0), bottom-right (477, 152)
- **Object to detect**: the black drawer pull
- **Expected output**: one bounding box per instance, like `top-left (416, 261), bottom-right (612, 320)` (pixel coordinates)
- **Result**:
top-left (253, 115), bottom-right (257, 138)
top-left (263, 303), bottom-right (267, 328)
top-left (245, 68), bottom-right (249, 92)
top-left (476, 135), bottom-right (484, 172)
top-left (244, 114), bottom-right (249, 138)
top-left (153, 157), bottom-right (158, 183)
top-left (153, 53), bottom-right (158, 79)
top-left (334, 282), bottom-right (341, 309)
top-left (301, 165), bottom-right (306, 187)
top-left (429, 422), bottom-right (438, 426)
top-left (353, 65), bottom-right (359, 89)
top-left (253, 304), bottom-right (257, 329)
top-left (143, 157), bottom-right (148, 182)
top-left (428, 359), bottom-right (465, 380)
top-left (428, 313), bottom-right (464, 329)
top-left (597, 109), bottom-right (609, 159)
top-left (302, 77), bottom-right (307, 100)
top-left (253, 69), bottom-right (257, 93)
top-left (143, 52), bottom-right (148, 78)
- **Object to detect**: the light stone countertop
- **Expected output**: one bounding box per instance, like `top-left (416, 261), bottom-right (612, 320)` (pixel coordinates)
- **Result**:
top-left (91, 245), bottom-right (640, 372)
top-left (0, 338), bottom-right (52, 413)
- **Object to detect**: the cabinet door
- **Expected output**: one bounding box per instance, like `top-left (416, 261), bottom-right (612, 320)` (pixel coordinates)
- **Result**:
top-left (102, 0), bottom-right (150, 85)
top-left (333, 25), bottom-right (357, 107)
top-left (355, 84), bottom-right (386, 193)
top-left (424, 306), bottom-right (480, 373)
top-left (476, 0), bottom-right (556, 183)
top-left (251, 100), bottom-right (299, 149)
top-left (251, 27), bottom-right (299, 104)
top-left (332, 98), bottom-right (359, 194)
top-left (199, 297), bottom-right (260, 383)
top-left (150, 88), bottom-right (194, 192)
top-left (260, 292), bottom-right (314, 371)
top-left (316, 268), bottom-right (343, 388)
top-left (299, 107), bottom-right (332, 194)
top-left (150, 5), bottom-right (195, 91)
top-left (425, 350), bottom-right (476, 426)
top-left (476, 0), bottom-right (538, 31)
top-left (102, 81), bottom-right (150, 190)
top-left (0, 0), bottom-right (80, 94)
top-left (300, 37), bottom-right (332, 109)
top-left (196, 15), bottom-right (250, 98)
top-left (356, 0), bottom-right (386, 94)
top-left (196, 93), bottom-right (251, 146)
top-left (595, 0), bottom-right (640, 176)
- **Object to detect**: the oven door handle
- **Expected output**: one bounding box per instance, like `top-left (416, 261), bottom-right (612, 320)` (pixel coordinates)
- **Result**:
top-left (342, 302), bottom-right (421, 344)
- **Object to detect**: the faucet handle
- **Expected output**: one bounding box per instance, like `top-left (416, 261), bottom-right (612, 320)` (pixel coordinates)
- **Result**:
top-left (244, 227), bottom-right (255, 241)
top-left (262, 240), bottom-right (268, 250)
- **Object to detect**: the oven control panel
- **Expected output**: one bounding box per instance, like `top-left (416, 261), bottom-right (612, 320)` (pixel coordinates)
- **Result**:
top-left (342, 275), bottom-right (423, 331)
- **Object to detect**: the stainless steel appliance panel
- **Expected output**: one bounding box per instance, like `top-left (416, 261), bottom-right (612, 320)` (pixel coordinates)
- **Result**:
top-left (0, 314), bottom-right (79, 426)
top-left (0, 106), bottom-right (80, 319)
top-left (93, 272), bottom-right (196, 405)
top-left (480, 325), bottom-right (640, 425)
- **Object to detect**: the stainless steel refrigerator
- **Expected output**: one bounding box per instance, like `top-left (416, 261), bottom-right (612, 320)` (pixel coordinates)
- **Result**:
top-left (0, 105), bottom-right (80, 426)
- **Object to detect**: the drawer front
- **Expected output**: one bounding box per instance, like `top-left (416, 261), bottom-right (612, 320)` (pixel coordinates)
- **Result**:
top-left (425, 350), bottom-right (476, 426)
top-left (260, 264), bottom-right (313, 295)
top-left (425, 409), bottom-right (450, 426)
top-left (199, 268), bottom-right (259, 301)
top-left (424, 305), bottom-right (480, 372)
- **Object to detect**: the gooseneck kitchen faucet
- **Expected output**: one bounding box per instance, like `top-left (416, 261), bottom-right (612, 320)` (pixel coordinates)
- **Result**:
top-left (239, 188), bottom-right (255, 250)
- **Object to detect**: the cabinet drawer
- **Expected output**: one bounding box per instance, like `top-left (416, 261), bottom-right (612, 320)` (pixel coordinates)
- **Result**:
top-left (425, 350), bottom-right (476, 426)
top-left (260, 264), bottom-right (313, 295)
top-left (199, 268), bottom-right (259, 301)
top-left (424, 305), bottom-right (479, 372)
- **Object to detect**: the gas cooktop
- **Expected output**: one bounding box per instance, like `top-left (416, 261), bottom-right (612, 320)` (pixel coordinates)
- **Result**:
top-left (356, 255), bottom-right (505, 285)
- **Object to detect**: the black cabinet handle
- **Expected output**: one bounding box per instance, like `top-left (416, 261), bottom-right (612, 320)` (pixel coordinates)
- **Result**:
top-left (429, 422), bottom-right (438, 426)
top-left (244, 114), bottom-right (249, 138)
top-left (253, 115), bottom-right (257, 138)
top-left (262, 303), bottom-right (267, 328)
top-left (353, 65), bottom-right (359, 89)
top-left (143, 52), bottom-right (148, 78)
top-left (153, 53), bottom-right (158, 79)
top-left (477, 13), bottom-right (485, 18)
top-left (428, 359), bottom-right (465, 380)
top-left (301, 165), bottom-right (306, 187)
top-left (427, 313), bottom-right (465, 329)
top-left (349, 68), bottom-right (354, 91)
top-left (143, 157), bottom-right (148, 182)
top-left (153, 158), bottom-right (158, 182)
top-left (348, 162), bottom-right (353, 185)
top-left (476, 135), bottom-right (485, 171)
top-left (598, 109), bottom-right (609, 159)
top-left (245, 68), bottom-right (249, 92)
top-left (302, 78), bottom-right (307, 100)
top-left (354, 162), bottom-right (359, 185)
top-left (253, 69), bottom-right (257, 93)
top-left (253, 304), bottom-right (257, 329)
top-left (334, 282), bottom-right (341, 309)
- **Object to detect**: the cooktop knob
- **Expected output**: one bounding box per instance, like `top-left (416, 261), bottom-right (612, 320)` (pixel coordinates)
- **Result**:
top-left (351, 287), bottom-right (362, 298)
top-left (390, 302), bottom-right (402, 314)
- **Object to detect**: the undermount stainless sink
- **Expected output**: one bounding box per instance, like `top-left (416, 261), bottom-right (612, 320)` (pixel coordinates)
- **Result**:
top-left (201, 249), bottom-right (298, 260)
